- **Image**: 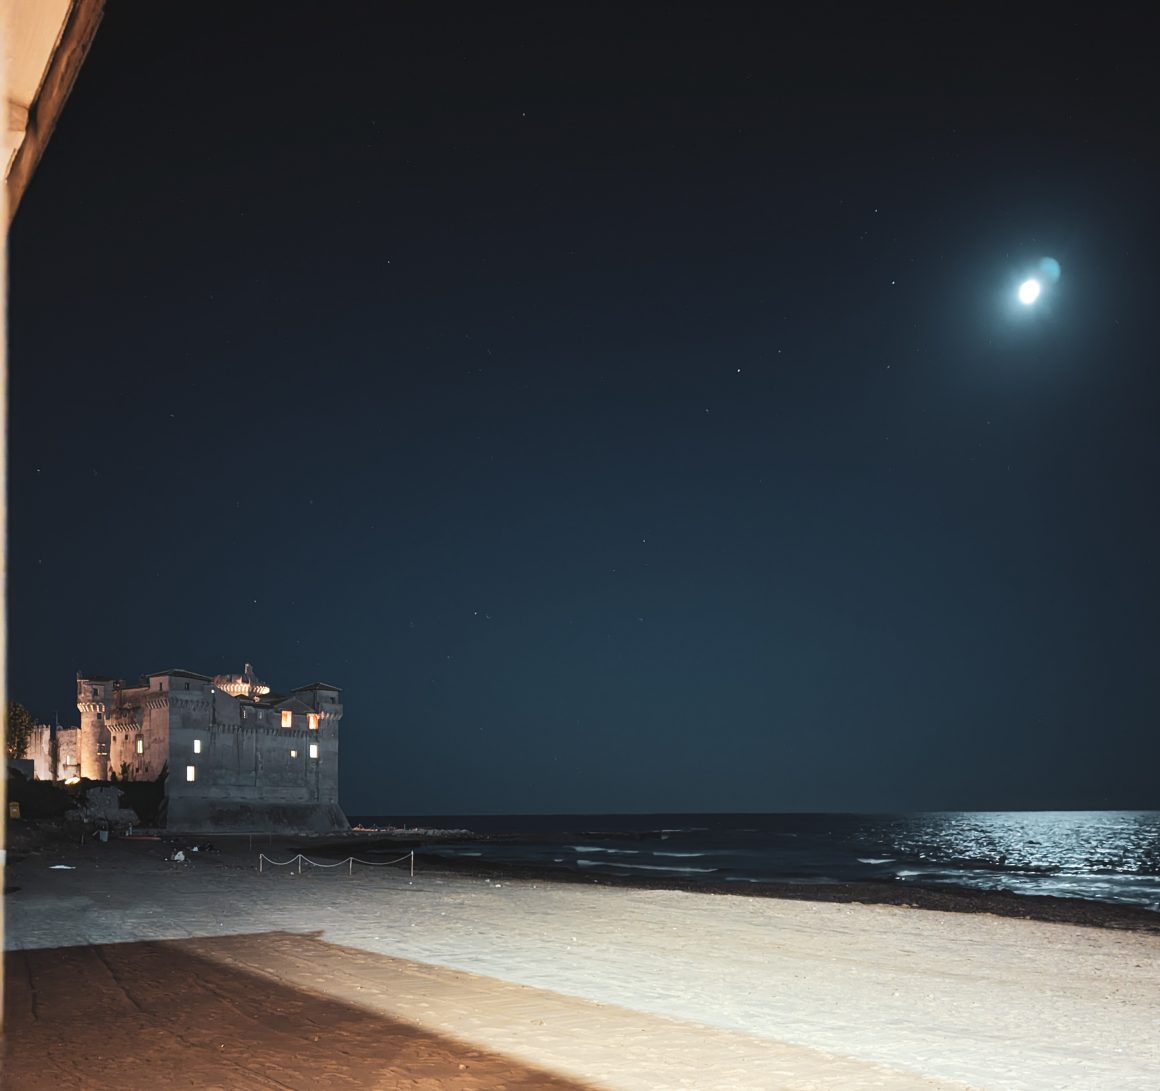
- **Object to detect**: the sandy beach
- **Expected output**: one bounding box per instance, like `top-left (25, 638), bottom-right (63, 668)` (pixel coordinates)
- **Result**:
top-left (5, 833), bottom-right (1159, 1090)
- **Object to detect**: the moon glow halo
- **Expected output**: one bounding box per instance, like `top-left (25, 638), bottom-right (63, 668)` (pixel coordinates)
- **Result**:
top-left (1018, 278), bottom-right (1042, 305)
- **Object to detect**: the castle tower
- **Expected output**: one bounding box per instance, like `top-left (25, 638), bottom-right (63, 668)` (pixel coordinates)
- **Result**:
top-left (76, 672), bottom-right (113, 780)
top-left (213, 662), bottom-right (271, 700)
top-left (290, 681), bottom-right (343, 806)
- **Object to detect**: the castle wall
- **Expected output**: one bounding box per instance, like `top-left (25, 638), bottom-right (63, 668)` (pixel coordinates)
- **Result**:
top-left (162, 799), bottom-right (350, 835)
top-left (168, 722), bottom-right (339, 803)
top-left (76, 668), bottom-right (347, 833)
top-left (107, 685), bottom-right (167, 782)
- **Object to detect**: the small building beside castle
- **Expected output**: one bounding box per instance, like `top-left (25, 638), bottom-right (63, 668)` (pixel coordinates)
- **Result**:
top-left (63, 663), bottom-right (349, 834)
top-left (27, 723), bottom-right (82, 782)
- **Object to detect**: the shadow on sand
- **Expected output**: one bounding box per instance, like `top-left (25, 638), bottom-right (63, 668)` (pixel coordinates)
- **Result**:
top-left (5, 931), bottom-right (597, 1089)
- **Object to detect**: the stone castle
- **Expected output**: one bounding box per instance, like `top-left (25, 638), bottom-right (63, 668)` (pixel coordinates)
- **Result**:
top-left (30, 663), bottom-right (349, 834)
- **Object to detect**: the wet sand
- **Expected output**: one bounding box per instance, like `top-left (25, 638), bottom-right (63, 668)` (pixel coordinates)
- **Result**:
top-left (402, 845), bottom-right (1160, 933)
top-left (5, 832), bottom-right (1159, 1089)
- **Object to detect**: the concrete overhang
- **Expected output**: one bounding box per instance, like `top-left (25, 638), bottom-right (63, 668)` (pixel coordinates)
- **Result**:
top-left (3, 0), bottom-right (104, 224)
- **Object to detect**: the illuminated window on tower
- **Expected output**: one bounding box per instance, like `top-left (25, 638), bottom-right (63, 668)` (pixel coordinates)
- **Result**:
top-left (186, 765), bottom-right (196, 782)
top-left (281, 710), bottom-right (293, 727)
top-left (135, 735), bottom-right (144, 754)
top-left (308, 714), bottom-right (319, 731)
top-left (193, 739), bottom-right (202, 754)
top-left (309, 743), bottom-right (319, 759)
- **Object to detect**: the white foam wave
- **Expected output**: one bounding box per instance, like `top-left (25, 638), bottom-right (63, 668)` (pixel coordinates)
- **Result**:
top-left (577, 860), bottom-right (716, 874)
top-left (724, 875), bottom-right (841, 885)
top-left (569, 845), bottom-right (640, 855)
top-left (857, 857), bottom-right (896, 865)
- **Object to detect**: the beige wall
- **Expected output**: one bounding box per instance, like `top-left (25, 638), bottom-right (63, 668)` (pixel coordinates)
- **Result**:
top-left (26, 724), bottom-right (81, 780)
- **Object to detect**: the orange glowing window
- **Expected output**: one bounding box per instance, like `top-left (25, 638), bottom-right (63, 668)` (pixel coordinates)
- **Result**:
top-left (135, 735), bottom-right (144, 754)
top-left (308, 714), bottom-right (319, 731)
top-left (281, 710), bottom-right (292, 728)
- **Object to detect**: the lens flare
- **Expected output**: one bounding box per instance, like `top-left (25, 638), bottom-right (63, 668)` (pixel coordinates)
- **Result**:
top-left (1018, 278), bottom-right (1041, 305)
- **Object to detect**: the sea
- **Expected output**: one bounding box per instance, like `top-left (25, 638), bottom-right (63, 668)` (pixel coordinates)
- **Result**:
top-left (353, 811), bottom-right (1160, 911)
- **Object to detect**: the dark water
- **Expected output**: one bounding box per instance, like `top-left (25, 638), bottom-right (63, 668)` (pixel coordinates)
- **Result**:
top-left (353, 811), bottom-right (1160, 910)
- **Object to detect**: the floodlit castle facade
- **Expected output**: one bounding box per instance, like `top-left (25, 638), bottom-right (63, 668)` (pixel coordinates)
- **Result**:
top-left (72, 663), bottom-right (349, 833)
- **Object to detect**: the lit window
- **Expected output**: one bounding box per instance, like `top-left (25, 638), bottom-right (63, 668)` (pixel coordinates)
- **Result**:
top-left (193, 739), bottom-right (202, 754)
top-left (135, 735), bottom-right (144, 754)
top-left (309, 743), bottom-right (319, 759)
top-left (281, 710), bottom-right (292, 727)
top-left (308, 713), bottom-right (319, 731)
top-left (290, 749), bottom-right (298, 758)
top-left (186, 765), bottom-right (196, 782)
top-left (65, 754), bottom-right (74, 765)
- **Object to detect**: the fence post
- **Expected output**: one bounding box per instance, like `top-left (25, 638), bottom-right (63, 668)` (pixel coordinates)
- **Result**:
top-left (410, 851), bottom-right (414, 879)
top-left (349, 857), bottom-right (353, 877)
top-left (298, 854), bottom-right (302, 875)
top-left (259, 854), bottom-right (263, 873)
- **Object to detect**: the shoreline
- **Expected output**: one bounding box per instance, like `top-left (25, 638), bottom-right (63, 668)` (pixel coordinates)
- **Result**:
top-left (413, 853), bottom-right (1160, 932)
top-left (316, 831), bottom-right (1160, 934)
top-left (11, 821), bottom-right (1159, 933)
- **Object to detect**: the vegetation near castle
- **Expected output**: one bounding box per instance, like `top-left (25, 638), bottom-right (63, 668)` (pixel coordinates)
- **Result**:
top-left (6, 701), bottom-right (36, 760)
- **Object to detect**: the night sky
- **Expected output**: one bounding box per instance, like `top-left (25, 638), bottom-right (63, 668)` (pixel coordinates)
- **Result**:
top-left (9, 4), bottom-right (1160, 814)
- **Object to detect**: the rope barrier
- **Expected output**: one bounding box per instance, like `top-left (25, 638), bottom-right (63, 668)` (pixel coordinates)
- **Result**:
top-left (259, 851), bottom-right (414, 877)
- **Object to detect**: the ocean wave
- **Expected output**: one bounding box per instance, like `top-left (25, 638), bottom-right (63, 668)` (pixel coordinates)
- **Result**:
top-left (569, 845), bottom-right (640, 855)
top-left (400, 811), bottom-right (1160, 910)
top-left (724, 874), bottom-right (842, 885)
top-left (576, 860), bottom-right (717, 874)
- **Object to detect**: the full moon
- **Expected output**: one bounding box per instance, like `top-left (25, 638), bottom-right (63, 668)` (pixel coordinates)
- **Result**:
top-left (1018, 278), bottom-right (1041, 305)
